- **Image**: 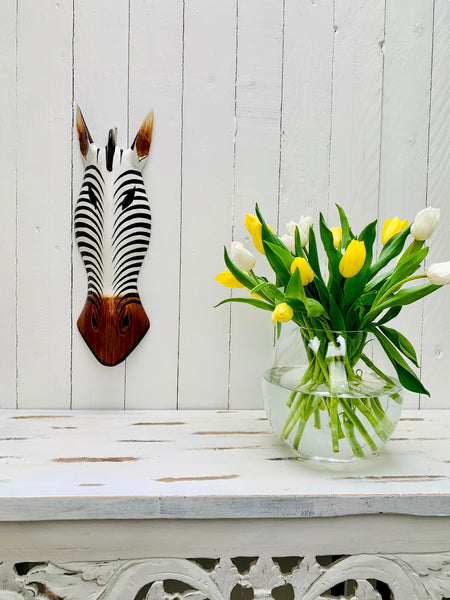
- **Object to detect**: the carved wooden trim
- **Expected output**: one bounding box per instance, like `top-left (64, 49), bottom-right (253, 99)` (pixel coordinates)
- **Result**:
top-left (1, 553), bottom-right (449, 600)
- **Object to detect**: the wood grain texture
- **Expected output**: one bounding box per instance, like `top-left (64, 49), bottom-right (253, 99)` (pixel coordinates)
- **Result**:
top-left (177, 0), bottom-right (237, 408)
top-left (72, 0), bottom-right (129, 408)
top-left (0, 1), bottom-right (17, 408)
top-left (279, 0), bottom-right (334, 226)
top-left (229, 0), bottom-right (284, 409)
top-left (0, 409), bottom-right (449, 521)
top-left (126, 0), bottom-right (183, 409)
top-left (378, 0), bottom-right (434, 409)
top-left (16, 0), bottom-right (73, 408)
top-left (421, 0), bottom-right (450, 409)
top-left (328, 0), bottom-right (385, 234)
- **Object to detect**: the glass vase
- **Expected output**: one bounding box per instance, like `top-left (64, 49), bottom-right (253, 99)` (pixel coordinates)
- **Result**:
top-left (262, 324), bottom-right (403, 462)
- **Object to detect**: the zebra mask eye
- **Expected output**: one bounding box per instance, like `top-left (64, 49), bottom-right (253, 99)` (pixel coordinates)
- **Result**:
top-left (75, 106), bottom-right (153, 366)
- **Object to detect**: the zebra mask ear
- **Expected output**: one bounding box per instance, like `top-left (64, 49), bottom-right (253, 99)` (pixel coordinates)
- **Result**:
top-left (76, 105), bottom-right (93, 159)
top-left (131, 109), bottom-right (154, 161)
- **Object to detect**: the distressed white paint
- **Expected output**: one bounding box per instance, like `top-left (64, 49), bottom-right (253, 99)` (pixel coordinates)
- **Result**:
top-left (378, 0), bottom-right (434, 410)
top-left (421, 0), bottom-right (450, 410)
top-left (1, 410), bottom-right (450, 598)
top-left (0, 409), bottom-right (449, 521)
top-left (126, 0), bottom-right (183, 409)
top-left (1, 2), bottom-right (450, 409)
top-left (16, 0), bottom-right (73, 408)
top-left (229, 0), bottom-right (283, 409)
top-left (0, 1), bottom-right (17, 409)
top-left (1, 554), bottom-right (449, 600)
top-left (72, 0), bottom-right (129, 409)
top-left (177, 0), bottom-right (236, 408)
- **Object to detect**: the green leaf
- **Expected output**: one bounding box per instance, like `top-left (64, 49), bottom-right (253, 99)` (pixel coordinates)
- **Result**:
top-left (376, 306), bottom-right (402, 325)
top-left (263, 241), bottom-right (294, 285)
top-left (255, 204), bottom-right (287, 251)
top-left (370, 226), bottom-right (411, 278)
top-left (214, 297), bottom-right (274, 311)
top-left (363, 283), bottom-right (439, 326)
top-left (249, 281), bottom-right (284, 303)
top-left (319, 213), bottom-right (344, 305)
top-left (294, 227), bottom-right (305, 257)
top-left (328, 294), bottom-right (346, 331)
top-left (224, 247), bottom-right (255, 289)
top-left (390, 246), bottom-right (429, 287)
top-left (343, 220), bottom-right (377, 310)
top-left (285, 267), bottom-right (306, 302)
top-left (379, 325), bottom-right (419, 367)
top-left (377, 283), bottom-right (440, 310)
top-left (370, 327), bottom-right (430, 396)
top-left (305, 298), bottom-right (326, 318)
top-left (336, 204), bottom-right (355, 249)
top-left (307, 227), bottom-right (323, 281)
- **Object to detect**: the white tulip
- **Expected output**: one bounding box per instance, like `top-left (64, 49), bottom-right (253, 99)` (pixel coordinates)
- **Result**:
top-left (411, 207), bottom-right (440, 241)
top-left (280, 234), bottom-right (296, 253)
top-left (230, 241), bottom-right (255, 272)
top-left (427, 261), bottom-right (450, 285)
top-left (286, 216), bottom-right (313, 248)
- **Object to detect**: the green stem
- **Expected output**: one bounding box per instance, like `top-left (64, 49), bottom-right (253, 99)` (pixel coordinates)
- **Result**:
top-left (342, 414), bottom-right (365, 458)
top-left (375, 273), bottom-right (427, 307)
top-left (339, 399), bottom-right (378, 452)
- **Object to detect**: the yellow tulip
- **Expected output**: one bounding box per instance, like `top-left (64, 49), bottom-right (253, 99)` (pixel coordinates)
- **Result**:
top-left (330, 226), bottom-right (342, 248)
top-left (382, 217), bottom-right (408, 245)
top-left (339, 240), bottom-right (366, 278)
top-left (215, 270), bottom-right (245, 288)
top-left (244, 213), bottom-right (272, 254)
top-left (271, 303), bottom-right (294, 325)
top-left (290, 257), bottom-right (314, 286)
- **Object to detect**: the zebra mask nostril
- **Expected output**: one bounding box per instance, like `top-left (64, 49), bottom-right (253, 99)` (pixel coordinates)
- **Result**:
top-left (75, 106), bottom-right (154, 366)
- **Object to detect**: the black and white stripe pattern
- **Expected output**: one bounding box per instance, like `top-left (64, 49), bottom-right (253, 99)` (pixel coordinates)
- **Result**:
top-left (75, 146), bottom-right (151, 303)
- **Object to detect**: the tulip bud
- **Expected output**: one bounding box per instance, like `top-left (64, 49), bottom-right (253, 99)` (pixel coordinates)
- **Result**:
top-left (215, 270), bottom-right (245, 288)
top-left (290, 257), bottom-right (314, 286)
top-left (426, 262), bottom-right (450, 285)
top-left (286, 215), bottom-right (313, 248)
top-left (339, 240), bottom-right (366, 278)
top-left (245, 214), bottom-right (272, 254)
top-left (230, 241), bottom-right (255, 272)
top-left (330, 226), bottom-right (342, 248)
top-left (382, 217), bottom-right (408, 245)
top-left (271, 302), bottom-right (294, 325)
top-left (280, 234), bottom-right (295, 253)
top-left (411, 207), bottom-right (440, 241)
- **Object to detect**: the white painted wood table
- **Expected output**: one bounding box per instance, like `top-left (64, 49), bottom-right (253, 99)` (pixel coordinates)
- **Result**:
top-left (0, 409), bottom-right (449, 599)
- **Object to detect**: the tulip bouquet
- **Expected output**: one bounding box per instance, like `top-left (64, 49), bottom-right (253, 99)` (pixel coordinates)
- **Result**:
top-left (215, 205), bottom-right (447, 458)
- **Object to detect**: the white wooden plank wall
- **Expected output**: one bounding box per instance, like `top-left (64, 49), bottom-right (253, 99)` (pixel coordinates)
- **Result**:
top-left (1, 0), bottom-right (449, 410)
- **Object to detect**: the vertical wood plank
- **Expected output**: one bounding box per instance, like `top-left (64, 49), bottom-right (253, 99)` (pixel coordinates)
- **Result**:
top-left (378, 0), bottom-right (434, 409)
top-left (71, 0), bottom-right (129, 408)
top-left (125, 0), bottom-right (183, 409)
top-left (228, 0), bottom-right (284, 409)
top-left (16, 0), bottom-right (73, 408)
top-left (421, 0), bottom-right (450, 409)
top-left (177, 0), bottom-right (237, 408)
top-left (0, 1), bottom-right (17, 408)
top-left (279, 0), bottom-right (334, 228)
top-left (328, 0), bottom-right (385, 234)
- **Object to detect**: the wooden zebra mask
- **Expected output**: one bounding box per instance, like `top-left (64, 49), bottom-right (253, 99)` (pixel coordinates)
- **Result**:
top-left (75, 106), bottom-right (153, 366)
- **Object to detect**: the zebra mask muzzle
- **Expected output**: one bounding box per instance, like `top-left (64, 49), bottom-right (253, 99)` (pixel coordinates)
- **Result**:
top-left (75, 106), bottom-right (153, 366)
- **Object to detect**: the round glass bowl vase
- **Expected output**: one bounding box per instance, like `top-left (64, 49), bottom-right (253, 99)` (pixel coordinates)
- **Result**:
top-left (262, 324), bottom-right (403, 462)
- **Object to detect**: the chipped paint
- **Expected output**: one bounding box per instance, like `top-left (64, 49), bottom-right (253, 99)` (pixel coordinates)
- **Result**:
top-left (131, 422), bottom-right (185, 426)
top-left (53, 457), bottom-right (139, 463)
top-left (156, 474), bottom-right (239, 483)
top-left (193, 431), bottom-right (269, 435)
top-left (117, 439), bottom-right (172, 443)
top-left (10, 415), bottom-right (72, 419)
top-left (79, 483), bottom-right (105, 487)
